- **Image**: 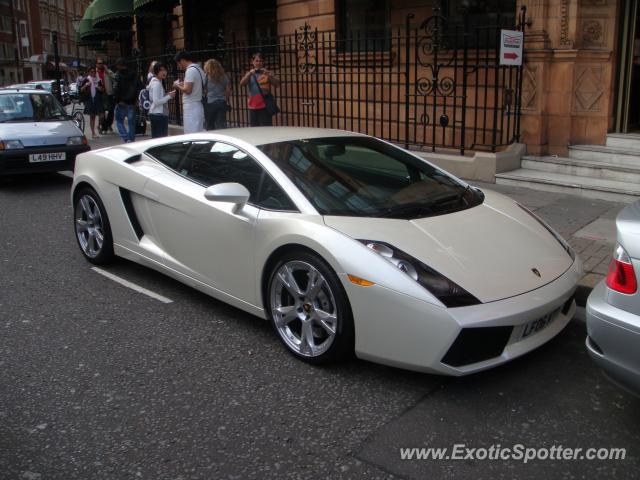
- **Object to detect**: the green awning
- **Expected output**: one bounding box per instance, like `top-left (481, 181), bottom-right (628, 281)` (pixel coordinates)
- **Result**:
top-left (92, 0), bottom-right (133, 29)
top-left (78, 1), bottom-right (115, 41)
top-left (133, 0), bottom-right (179, 15)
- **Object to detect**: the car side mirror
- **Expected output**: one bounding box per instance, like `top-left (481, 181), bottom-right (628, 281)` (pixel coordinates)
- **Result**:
top-left (204, 182), bottom-right (250, 212)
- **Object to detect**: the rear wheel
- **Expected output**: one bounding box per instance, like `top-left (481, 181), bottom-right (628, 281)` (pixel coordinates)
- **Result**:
top-left (268, 251), bottom-right (354, 364)
top-left (73, 187), bottom-right (114, 264)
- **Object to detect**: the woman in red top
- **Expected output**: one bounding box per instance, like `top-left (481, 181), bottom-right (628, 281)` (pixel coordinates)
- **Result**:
top-left (239, 53), bottom-right (280, 126)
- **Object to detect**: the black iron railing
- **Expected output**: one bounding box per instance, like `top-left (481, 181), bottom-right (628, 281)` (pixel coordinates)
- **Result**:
top-left (130, 6), bottom-right (526, 154)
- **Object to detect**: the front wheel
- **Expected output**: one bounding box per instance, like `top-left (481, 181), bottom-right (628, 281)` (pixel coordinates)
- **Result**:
top-left (268, 251), bottom-right (354, 365)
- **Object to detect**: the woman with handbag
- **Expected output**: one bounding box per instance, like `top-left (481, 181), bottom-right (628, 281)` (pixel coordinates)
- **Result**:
top-left (239, 52), bottom-right (280, 126)
top-left (204, 59), bottom-right (231, 130)
top-left (80, 66), bottom-right (105, 139)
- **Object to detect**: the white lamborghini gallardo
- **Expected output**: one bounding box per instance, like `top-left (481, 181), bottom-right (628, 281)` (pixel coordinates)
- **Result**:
top-left (72, 127), bottom-right (582, 375)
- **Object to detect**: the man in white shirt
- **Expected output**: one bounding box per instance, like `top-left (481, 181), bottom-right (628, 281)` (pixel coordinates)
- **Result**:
top-left (173, 51), bottom-right (206, 134)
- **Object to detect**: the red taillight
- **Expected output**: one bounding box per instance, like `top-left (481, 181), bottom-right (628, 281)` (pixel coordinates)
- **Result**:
top-left (605, 245), bottom-right (637, 294)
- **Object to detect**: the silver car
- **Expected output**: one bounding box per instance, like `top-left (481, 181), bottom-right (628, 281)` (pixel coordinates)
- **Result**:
top-left (0, 88), bottom-right (89, 175)
top-left (586, 200), bottom-right (640, 396)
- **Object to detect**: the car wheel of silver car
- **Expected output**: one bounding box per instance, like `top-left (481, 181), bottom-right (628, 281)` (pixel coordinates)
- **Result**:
top-left (74, 187), bottom-right (114, 265)
top-left (268, 251), bottom-right (354, 364)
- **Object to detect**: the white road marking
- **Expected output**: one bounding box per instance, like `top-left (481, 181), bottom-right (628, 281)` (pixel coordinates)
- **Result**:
top-left (91, 267), bottom-right (174, 304)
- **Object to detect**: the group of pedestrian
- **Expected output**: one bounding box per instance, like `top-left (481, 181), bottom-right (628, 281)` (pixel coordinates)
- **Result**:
top-left (152, 51), bottom-right (279, 137)
top-left (78, 50), bottom-right (280, 143)
top-left (78, 57), bottom-right (142, 142)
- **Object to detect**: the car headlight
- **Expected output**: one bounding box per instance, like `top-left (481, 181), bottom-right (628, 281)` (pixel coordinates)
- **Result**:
top-left (359, 240), bottom-right (481, 307)
top-left (67, 136), bottom-right (87, 146)
top-left (0, 140), bottom-right (24, 149)
top-left (517, 203), bottom-right (575, 260)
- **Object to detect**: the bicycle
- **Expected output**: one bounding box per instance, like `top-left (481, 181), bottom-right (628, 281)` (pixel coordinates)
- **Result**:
top-left (70, 99), bottom-right (85, 133)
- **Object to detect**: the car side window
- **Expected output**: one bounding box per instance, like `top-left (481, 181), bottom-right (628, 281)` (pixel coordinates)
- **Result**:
top-left (180, 141), bottom-right (297, 211)
top-left (146, 142), bottom-right (192, 170)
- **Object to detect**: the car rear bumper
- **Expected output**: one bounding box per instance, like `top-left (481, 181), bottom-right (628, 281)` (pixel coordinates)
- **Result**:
top-left (586, 281), bottom-right (640, 397)
top-left (0, 144), bottom-right (90, 175)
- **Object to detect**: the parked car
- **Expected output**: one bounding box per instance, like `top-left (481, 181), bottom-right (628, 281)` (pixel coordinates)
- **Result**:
top-left (0, 88), bottom-right (89, 176)
top-left (71, 127), bottom-right (582, 375)
top-left (8, 83), bottom-right (38, 90)
top-left (27, 80), bottom-right (70, 105)
top-left (586, 200), bottom-right (640, 396)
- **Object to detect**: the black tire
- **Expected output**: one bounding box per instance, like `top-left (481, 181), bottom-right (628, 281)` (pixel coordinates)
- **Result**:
top-left (73, 187), bottom-right (115, 265)
top-left (267, 250), bottom-right (354, 365)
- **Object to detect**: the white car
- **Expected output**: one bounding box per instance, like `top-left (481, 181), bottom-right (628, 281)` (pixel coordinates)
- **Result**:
top-left (71, 128), bottom-right (582, 375)
top-left (0, 88), bottom-right (89, 175)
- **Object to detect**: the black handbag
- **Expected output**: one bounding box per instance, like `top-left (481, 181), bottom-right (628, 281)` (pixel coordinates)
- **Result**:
top-left (135, 112), bottom-right (147, 135)
top-left (262, 92), bottom-right (280, 116)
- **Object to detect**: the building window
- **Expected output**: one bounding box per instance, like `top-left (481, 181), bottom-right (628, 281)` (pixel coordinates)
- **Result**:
top-left (444, 0), bottom-right (517, 48)
top-left (0, 43), bottom-right (13, 60)
top-left (336, 0), bottom-right (390, 51)
top-left (0, 16), bottom-right (11, 33)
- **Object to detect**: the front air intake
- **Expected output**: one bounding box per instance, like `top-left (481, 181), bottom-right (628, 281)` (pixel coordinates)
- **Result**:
top-left (442, 326), bottom-right (513, 367)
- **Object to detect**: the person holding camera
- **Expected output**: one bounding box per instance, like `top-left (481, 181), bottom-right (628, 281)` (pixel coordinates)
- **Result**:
top-left (80, 66), bottom-right (105, 139)
top-left (239, 52), bottom-right (280, 126)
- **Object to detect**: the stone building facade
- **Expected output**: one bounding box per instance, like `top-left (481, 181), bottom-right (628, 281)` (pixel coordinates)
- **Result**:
top-left (132, 0), bottom-right (633, 156)
top-left (0, 0), bottom-right (29, 84)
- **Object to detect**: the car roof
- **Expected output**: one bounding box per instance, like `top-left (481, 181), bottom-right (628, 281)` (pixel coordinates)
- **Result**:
top-left (204, 127), bottom-right (366, 146)
top-left (0, 88), bottom-right (49, 94)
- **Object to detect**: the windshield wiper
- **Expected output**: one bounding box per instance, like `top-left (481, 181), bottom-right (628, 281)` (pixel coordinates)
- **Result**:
top-left (378, 202), bottom-right (435, 219)
top-left (0, 116), bottom-right (34, 122)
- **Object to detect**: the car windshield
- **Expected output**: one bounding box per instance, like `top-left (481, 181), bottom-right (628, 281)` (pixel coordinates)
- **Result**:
top-left (0, 92), bottom-right (66, 122)
top-left (258, 136), bottom-right (483, 219)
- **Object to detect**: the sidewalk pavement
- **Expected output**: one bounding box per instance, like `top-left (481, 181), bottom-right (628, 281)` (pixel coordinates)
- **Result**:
top-left (85, 131), bottom-right (627, 306)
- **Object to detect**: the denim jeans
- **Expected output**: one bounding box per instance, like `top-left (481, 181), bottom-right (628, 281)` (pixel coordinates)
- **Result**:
top-left (205, 100), bottom-right (227, 130)
top-left (149, 113), bottom-right (169, 138)
top-left (115, 104), bottom-right (136, 142)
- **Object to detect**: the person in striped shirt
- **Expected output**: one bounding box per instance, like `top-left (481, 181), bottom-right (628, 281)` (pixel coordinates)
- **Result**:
top-left (240, 52), bottom-right (280, 126)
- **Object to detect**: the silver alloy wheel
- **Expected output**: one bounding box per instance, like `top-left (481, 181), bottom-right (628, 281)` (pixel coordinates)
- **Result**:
top-left (270, 260), bottom-right (338, 357)
top-left (75, 194), bottom-right (105, 258)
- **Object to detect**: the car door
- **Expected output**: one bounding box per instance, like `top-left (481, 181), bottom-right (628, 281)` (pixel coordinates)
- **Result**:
top-left (141, 140), bottom-right (279, 306)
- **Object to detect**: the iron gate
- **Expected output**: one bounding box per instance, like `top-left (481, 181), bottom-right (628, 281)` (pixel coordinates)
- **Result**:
top-left (135, 5), bottom-right (526, 154)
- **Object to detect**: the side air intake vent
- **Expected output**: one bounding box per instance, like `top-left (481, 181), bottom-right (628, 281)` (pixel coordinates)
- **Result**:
top-left (119, 188), bottom-right (144, 240)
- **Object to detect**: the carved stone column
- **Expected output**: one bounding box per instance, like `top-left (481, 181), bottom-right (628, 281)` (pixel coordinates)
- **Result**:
top-left (518, 0), bottom-right (551, 49)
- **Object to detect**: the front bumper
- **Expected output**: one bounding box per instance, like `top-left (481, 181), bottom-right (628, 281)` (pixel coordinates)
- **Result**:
top-left (344, 257), bottom-right (582, 375)
top-left (0, 144), bottom-right (90, 175)
top-left (586, 281), bottom-right (640, 397)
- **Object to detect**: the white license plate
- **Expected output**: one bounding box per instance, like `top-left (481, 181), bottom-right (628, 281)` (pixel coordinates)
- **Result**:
top-left (29, 152), bottom-right (66, 163)
top-left (520, 309), bottom-right (559, 339)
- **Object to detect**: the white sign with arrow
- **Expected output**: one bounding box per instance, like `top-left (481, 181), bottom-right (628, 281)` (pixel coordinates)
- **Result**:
top-left (500, 29), bottom-right (523, 66)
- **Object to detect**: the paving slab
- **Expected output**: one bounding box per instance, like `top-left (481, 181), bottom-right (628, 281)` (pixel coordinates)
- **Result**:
top-left (356, 322), bottom-right (640, 480)
top-left (574, 218), bottom-right (617, 243)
